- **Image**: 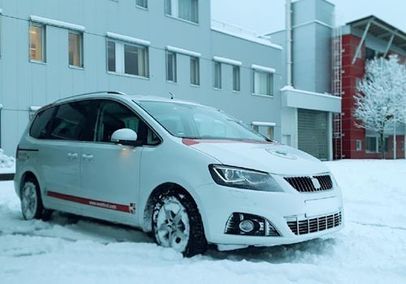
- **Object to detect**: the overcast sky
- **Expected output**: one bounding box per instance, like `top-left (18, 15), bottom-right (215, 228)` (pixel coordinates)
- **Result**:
top-left (212, 0), bottom-right (406, 35)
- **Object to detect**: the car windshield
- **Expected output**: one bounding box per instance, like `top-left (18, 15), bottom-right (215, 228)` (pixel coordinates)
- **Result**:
top-left (137, 101), bottom-right (267, 142)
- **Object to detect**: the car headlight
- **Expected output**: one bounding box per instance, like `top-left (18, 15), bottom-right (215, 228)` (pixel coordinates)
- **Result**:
top-left (209, 164), bottom-right (283, 192)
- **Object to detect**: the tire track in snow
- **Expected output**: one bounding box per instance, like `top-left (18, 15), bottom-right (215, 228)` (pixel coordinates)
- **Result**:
top-left (349, 221), bottom-right (406, 231)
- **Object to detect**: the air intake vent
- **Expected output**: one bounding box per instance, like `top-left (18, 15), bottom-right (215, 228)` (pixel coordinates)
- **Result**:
top-left (287, 211), bottom-right (342, 235)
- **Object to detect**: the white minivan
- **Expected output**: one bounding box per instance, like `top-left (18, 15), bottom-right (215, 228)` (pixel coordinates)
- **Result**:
top-left (15, 91), bottom-right (343, 256)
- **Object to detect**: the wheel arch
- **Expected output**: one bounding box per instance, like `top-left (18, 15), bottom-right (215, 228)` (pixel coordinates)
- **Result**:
top-left (19, 171), bottom-right (39, 195)
top-left (142, 182), bottom-right (203, 233)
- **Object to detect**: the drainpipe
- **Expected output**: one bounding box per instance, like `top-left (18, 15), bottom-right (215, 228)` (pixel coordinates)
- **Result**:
top-left (393, 118), bottom-right (397, 159)
top-left (0, 104), bottom-right (2, 149)
top-left (286, 0), bottom-right (292, 86)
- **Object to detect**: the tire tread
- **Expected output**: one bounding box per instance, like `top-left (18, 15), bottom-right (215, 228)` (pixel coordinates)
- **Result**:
top-left (22, 179), bottom-right (52, 221)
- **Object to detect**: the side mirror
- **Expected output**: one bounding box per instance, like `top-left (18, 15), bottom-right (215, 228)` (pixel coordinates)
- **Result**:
top-left (111, 128), bottom-right (138, 146)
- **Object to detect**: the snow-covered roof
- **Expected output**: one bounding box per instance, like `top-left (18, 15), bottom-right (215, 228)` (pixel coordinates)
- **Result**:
top-left (280, 85), bottom-right (337, 98)
top-left (211, 20), bottom-right (283, 50)
top-left (29, 106), bottom-right (42, 112)
top-left (251, 121), bottom-right (277, 127)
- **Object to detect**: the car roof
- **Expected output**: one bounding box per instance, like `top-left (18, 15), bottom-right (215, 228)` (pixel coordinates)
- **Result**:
top-left (53, 91), bottom-right (202, 107)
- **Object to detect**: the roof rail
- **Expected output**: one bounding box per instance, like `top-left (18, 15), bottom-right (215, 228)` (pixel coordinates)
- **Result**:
top-left (54, 90), bottom-right (127, 103)
top-left (107, 91), bottom-right (127, 95)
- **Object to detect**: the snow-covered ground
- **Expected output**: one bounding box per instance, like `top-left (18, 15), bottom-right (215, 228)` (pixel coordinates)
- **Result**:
top-left (1, 160), bottom-right (406, 284)
top-left (0, 149), bottom-right (15, 174)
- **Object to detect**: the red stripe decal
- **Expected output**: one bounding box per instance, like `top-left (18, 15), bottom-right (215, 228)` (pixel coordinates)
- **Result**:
top-left (47, 191), bottom-right (135, 214)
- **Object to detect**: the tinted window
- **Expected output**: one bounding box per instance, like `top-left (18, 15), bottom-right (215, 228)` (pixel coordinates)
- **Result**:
top-left (30, 107), bottom-right (56, 139)
top-left (47, 101), bottom-right (99, 141)
top-left (96, 101), bottom-right (159, 145)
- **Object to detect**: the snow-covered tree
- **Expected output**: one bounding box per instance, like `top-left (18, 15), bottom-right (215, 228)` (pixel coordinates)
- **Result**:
top-left (354, 55), bottom-right (406, 157)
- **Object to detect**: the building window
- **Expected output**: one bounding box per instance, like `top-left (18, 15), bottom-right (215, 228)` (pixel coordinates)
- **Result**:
top-left (29, 23), bottom-right (46, 62)
top-left (69, 31), bottom-right (83, 67)
top-left (107, 41), bottom-right (116, 72)
top-left (366, 136), bottom-right (378, 153)
top-left (124, 44), bottom-right (148, 76)
top-left (166, 51), bottom-right (177, 82)
top-left (355, 139), bottom-right (362, 151)
top-left (190, 56), bottom-right (199, 85)
top-left (213, 61), bottom-right (222, 89)
top-left (107, 39), bottom-right (149, 77)
top-left (384, 137), bottom-right (390, 152)
top-left (165, 0), bottom-right (199, 24)
top-left (253, 125), bottom-right (274, 140)
top-left (365, 48), bottom-right (375, 61)
top-left (253, 70), bottom-right (273, 96)
top-left (136, 0), bottom-right (148, 8)
top-left (232, 66), bottom-right (240, 91)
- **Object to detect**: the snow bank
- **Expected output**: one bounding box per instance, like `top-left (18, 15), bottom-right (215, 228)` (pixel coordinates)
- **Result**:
top-left (0, 149), bottom-right (15, 173)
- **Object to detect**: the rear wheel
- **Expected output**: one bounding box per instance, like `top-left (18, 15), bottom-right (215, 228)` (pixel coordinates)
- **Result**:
top-left (21, 180), bottom-right (52, 220)
top-left (152, 190), bottom-right (207, 257)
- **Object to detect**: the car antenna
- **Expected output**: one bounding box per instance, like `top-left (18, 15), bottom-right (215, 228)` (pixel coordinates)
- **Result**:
top-left (169, 92), bottom-right (174, 100)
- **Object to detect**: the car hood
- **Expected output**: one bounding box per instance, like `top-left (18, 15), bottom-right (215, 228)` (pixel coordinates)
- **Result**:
top-left (184, 140), bottom-right (329, 176)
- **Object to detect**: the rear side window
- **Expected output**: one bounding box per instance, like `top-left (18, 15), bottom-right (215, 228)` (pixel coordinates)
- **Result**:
top-left (30, 107), bottom-right (56, 139)
top-left (48, 101), bottom-right (99, 141)
top-left (30, 100), bottom-right (99, 141)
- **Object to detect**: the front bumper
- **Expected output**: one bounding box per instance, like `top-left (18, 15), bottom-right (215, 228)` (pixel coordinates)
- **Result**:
top-left (195, 181), bottom-right (343, 247)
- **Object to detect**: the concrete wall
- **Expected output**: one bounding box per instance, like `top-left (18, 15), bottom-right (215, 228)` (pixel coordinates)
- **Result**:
top-left (268, 0), bottom-right (337, 160)
top-left (292, 0), bottom-right (333, 93)
top-left (0, 0), bottom-right (282, 155)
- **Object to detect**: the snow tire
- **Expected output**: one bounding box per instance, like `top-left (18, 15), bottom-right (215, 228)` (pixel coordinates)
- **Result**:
top-left (152, 189), bottom-right (207, 257)
top-left (21, 179), bottom-right (52, 221)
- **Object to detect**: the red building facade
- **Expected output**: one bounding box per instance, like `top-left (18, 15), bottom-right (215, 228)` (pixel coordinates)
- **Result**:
top-left (336, 16), bottom-right (406, 159)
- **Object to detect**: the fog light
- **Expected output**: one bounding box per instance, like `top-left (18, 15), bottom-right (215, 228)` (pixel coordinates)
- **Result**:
top-left (239, 220), bottom-right (255, 233)
top-left (224, 212), bottom-right (280, 237)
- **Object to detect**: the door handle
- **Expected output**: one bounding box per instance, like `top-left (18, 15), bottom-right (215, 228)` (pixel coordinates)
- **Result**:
top-left (82, 154), bottom-right (94, 161)
top-left (67, 152), bottom-right (78, 159)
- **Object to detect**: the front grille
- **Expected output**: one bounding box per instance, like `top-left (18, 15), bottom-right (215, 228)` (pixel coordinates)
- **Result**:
top-left (287, 211), bottom-right (342, 235)
top-left (284, 175), bottom-right (333, 193)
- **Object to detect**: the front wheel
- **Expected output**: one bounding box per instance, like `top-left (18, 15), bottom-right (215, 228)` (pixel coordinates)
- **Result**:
top-left (21, 180), bottom-right (51, 220)
top-left (152, 191), bottom-right (207, 257)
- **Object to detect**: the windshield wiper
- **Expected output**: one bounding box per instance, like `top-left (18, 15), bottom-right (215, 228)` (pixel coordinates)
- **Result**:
top-left (181, 136), bottom-right (219, 139)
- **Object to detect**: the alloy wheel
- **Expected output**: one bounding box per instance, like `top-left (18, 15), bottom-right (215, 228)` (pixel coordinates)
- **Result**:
top-left (155, 196), bottom-right (191, 253)
top-left (21, 182), bottom-right (38, 220)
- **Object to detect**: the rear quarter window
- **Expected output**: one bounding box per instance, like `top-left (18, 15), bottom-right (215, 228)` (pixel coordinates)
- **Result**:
top-left (30, 107), bottom-right (56, 139)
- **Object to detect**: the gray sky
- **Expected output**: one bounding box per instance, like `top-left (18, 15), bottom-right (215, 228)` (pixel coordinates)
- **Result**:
top-left (212, 0), bottom-right (406, 35)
